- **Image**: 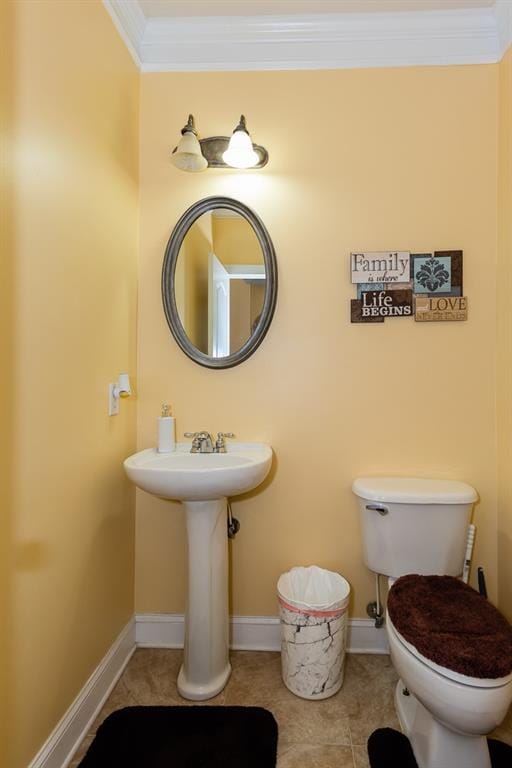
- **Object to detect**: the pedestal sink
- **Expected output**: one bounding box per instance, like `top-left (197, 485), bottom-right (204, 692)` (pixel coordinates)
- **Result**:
top-left (124, 442), bottom-right (272, 700)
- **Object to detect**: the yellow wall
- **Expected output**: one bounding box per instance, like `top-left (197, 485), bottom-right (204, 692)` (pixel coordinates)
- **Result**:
top-left (0, 0), bottom-right (16, 764)
top-left (251, 283), bottom-right (265, 327)
top-left (174, 211), bottom-right (214, 339)
top-left (8, 2), bottom-right (139, 765)
top-left (229, 278), bottom-right (252, 351)
top-left (498, 45), bottom-right (512, 621)
top-left (182, 220), bottom-right (210, 352)
top-left (212, 216), bottom-right (263, 265)
top-left (137, 66), bottom-right (499, 618)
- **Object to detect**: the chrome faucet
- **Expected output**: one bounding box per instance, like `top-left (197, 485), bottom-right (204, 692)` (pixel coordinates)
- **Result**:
top-left (184, 431), bottom-right (235, 453)
top-left (184, 431), bottom-right (214, 453)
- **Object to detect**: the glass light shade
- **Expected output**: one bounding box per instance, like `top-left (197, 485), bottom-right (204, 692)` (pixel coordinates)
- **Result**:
top-left (222, 129), bottom-right (259, 169)
top-left (171, 131), bottom-right (208, 172)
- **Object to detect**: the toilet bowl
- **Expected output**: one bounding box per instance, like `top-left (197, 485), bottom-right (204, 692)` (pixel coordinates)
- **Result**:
top-left (388, 613), bottom-right (512, 768)
top-left (353, 477), bottom-right (512, 768)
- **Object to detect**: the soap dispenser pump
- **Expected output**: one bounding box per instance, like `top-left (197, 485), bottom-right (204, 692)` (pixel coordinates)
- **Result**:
top-left (157, 403), bottom-right (176, 453)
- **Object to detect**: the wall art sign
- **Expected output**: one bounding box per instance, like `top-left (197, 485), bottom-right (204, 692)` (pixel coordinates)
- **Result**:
top-left (350, 249), bottom-right (467, 324)
top-left (351, 252), bottom-right (410, 284)
top-left (415, 296), bottom-right (468, 322)
top-left (351, 289), bottom-right (413, 323)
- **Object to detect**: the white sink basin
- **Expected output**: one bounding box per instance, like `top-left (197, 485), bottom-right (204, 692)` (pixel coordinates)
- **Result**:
top-left (124, 442), bottom-right (272, 501)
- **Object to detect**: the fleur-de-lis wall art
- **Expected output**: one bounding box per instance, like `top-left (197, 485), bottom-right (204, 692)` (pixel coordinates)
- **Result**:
top-left (415, 257), bottom-right (450, 293)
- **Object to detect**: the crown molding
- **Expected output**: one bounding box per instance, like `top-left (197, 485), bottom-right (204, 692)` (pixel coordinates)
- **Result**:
top-left (104, 1), bottom-right (511, 72)
top-left (103, 0), bottom-right (146, 67)
top-left (495, 0), bottom-right (512, 55)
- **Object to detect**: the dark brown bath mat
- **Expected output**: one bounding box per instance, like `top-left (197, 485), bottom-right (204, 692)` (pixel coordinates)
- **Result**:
top-left (367, 728), bottom-right (512, 768)
top-left (78, 706), bottom-right (278, 767)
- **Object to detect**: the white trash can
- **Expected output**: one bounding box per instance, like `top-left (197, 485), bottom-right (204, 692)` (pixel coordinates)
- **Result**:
top-left (277, 565), bottom-right (350, 700)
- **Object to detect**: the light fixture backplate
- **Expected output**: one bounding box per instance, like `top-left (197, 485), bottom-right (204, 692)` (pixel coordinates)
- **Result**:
top-left (199, 136), bottom-right (268, 169)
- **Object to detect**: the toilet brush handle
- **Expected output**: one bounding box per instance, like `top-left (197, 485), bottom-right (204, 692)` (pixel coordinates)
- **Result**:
top-left (477, 567), bottom-right (487, 598)
top-left (462, 524), bottom-right (476, 584)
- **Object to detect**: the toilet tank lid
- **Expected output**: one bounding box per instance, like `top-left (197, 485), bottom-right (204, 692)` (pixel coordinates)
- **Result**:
top-left (352, 477), bottom-right (478, 504)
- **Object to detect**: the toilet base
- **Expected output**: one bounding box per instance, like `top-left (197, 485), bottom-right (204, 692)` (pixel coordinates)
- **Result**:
top-left (395, 680), bottom-right (492, 768)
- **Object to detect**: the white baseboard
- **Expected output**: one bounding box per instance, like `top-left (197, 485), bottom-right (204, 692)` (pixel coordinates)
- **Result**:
top-left (135, 613), bottom-right (389, 655)
top-left (28, 619), bottom-right (136, 768)
top-left (347, 618), bottom-right (389, 654)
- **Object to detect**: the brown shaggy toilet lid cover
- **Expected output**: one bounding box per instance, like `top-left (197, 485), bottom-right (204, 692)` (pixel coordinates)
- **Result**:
top-left (387, 575), bottom-right (512, 679)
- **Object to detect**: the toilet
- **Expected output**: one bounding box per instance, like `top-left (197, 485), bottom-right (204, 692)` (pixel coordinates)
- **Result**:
top-left (352, 477), bottom-right (512, 768)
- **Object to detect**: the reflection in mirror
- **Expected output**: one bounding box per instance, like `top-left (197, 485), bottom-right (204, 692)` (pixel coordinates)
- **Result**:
top-left (174, 209), bottom-right (266, 358)
top-left (163, 196), bottom-right (277, 369)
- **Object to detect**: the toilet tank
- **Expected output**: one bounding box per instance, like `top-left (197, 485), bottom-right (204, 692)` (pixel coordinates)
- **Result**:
top-left (352, 477), bottom-right (478, 578)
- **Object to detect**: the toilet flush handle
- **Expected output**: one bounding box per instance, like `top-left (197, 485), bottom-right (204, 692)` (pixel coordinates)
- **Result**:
top-left (366, 504), bottom-right (389, 516)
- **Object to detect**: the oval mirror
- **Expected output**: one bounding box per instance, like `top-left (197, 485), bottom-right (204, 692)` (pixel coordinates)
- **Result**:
top-left (162, 197), bottom-right (277, 369)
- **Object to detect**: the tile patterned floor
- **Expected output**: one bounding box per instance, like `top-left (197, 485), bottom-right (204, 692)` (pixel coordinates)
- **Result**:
top-left (70, 649), bottom-right (512, 768)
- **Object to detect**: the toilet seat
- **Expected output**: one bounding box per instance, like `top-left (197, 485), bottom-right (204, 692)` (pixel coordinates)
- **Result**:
top-left (387, 574), bottom-right (512, 680)
top-left (387, 614), bottom-right (512, 689)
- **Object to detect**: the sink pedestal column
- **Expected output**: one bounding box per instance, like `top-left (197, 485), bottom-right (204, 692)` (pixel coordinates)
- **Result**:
top-left (178, 497), bottom-right (231, 700)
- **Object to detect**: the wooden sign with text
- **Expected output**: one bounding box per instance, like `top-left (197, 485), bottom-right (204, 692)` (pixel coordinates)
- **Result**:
top-left (351, 252), bottom-right (410, 284)
top-left (415, 296), bottom-right (468, 322)
top-left (351, 289), bottom-right (413, 323)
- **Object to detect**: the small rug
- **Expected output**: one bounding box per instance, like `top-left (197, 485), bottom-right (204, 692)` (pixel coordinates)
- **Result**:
top-left (78, 706), bottom-right (278, 767)
top-left (368, 728), bottom-right (512, 768)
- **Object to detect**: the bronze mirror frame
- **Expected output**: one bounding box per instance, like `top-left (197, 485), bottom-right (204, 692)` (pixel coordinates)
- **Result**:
top-left (162, 196), bottom-right (277, 369)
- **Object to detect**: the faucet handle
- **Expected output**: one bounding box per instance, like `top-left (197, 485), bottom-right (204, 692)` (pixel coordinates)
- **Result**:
top-left (184, 431), bottom-right (203, 453)
top-left (215, 432), bottom-right (235, 453)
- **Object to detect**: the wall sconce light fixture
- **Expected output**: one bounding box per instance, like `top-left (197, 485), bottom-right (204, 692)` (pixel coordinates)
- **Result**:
top-left (171, 114), bottom-right (268, 172)
top-left (170, 115), bottom-right (208, 172)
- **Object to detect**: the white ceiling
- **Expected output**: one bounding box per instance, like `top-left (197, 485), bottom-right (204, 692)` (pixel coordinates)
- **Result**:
top-left (104, 0), bottom-right (512, 71)
top-left (138, 1), bottom-right (494, 17)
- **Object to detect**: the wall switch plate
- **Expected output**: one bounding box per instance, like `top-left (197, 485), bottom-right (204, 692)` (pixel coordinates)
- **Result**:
top-left (108, 383), bottom-right (119, 416)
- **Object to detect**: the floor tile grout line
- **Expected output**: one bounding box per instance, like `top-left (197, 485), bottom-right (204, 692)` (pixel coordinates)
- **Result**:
top-left (350, 738), bottom-right (358, 768)
top-left (277, 741), bottom-right (360, 767)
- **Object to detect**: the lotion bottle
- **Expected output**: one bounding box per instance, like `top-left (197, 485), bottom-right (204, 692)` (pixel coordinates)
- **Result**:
top-left (157, 404), bottom-right (175, 453)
